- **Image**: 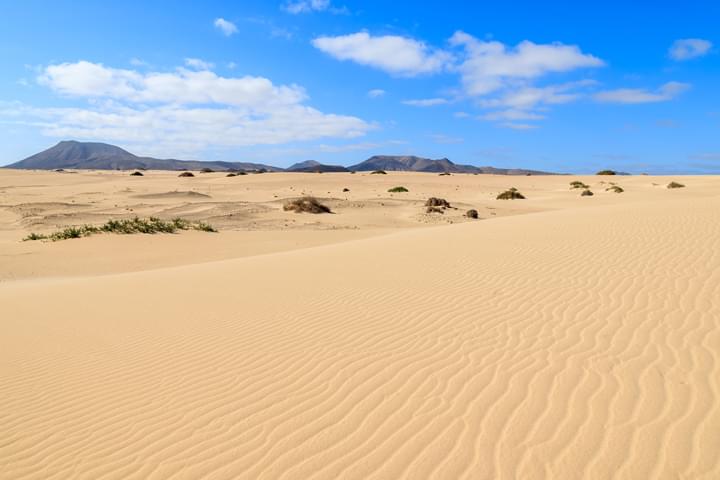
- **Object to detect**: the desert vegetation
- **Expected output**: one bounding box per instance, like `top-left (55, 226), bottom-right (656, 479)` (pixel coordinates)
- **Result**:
top-left (596, 170), bottom-right (617, 175)
top-left (283, 196), bottom-right (332, 214)
top-left (425, 197), bottom-right (450, 208)
top-left (388, 186), bottom-right (409, 193)
top-left (178, 171), bottom-right (195, 177)
top-left (130, 171), bottom-right (144, 176)
top-left (581, 189), bottom-right (594, 196)
top-left (370, 170), bottom-right (387, 175)
top-left (466, 209), bottom-right (479, 219)
top-left (24, 217), bottom-right (217, 242)
top-left (606, 185), bottom-right (624, 193)
top-left (570, 181), bottom-right (589, 189)
top-left (667, 181), bottom-right (685, 189)
top-left (200, 168), bottom-right (214, 173)
top-left (496, 188), bottom-right (525, 200)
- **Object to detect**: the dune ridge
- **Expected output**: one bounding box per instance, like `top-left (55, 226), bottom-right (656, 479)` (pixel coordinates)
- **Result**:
top-left (2, 193), bottom-right (719, 479)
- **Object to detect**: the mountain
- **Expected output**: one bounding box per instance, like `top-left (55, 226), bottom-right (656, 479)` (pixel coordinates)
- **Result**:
top-left (5, 141), bottom-right (559, 175)
top-left (286, 160), bottom-right (349, 173)
top-left (349, 155), bottom-right (555, 175)
top-left (5, 141), bottom-right (281, 172)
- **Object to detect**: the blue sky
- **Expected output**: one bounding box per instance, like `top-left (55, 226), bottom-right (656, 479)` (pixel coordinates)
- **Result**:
top-left (0, 0), bottom-right (718, 173)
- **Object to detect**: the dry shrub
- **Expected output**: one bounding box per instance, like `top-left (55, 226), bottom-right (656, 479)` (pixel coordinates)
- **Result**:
top-left (466, 209), bottom-right (479, 219)
top-left (496, 188), bottom-right (525, 200)
top-left (425, 197), bottom-right (450, 208)
top-left (178, 171), bottom-right (195, 177)
top-left (283, 196), bottom-right (332, 214)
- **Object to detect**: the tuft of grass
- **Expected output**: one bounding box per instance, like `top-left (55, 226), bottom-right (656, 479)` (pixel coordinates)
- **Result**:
top-left (283, 196), bottom-right (332, 214)
top-left (581, 189), bottom-right (594, 196)
top-left (425, 197), bottom-right (450, 208)
top-left (178, 171), bottom-right (195, 177)
top-left (370, 170), bottom-right (387, 175)
top-left (496, 188), bottom-right (525, 200)
top-left (466, 209), bottom-right (479, 219)
top-left (23, 217), bottom-right (217, 242)
top-left (596, 169), bottom-right (616, 175)
top-left (667, 181), bottom-right (685, 189)
top-left (388, 186), bottom-right (409, 193)
top-left (606, 185), bottom-right (624, 193)
top-left (570, 180), bottom-right (589, 189)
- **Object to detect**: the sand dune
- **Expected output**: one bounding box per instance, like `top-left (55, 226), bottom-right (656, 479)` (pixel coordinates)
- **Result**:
top-left (2, 170), bottom-right (719, 478)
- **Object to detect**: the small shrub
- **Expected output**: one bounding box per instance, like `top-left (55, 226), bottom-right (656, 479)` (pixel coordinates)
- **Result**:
top-left (130, 171), bottom-right (144, 176)
top-left (425, 197), bottom-right (450, 208)
top-left (439, 172), bottom-right (451, 176)
top-left (200, 167), bottom-right (214, 173)
top-left (667, 181), bottom-right (685, 189)
top-left (54, 169), bottom-right (65, 172)
top-left (606, 185), bottom-right (624, 193)
top-left (23, 217), bottom-right (217, 241)
top-left (226, 173), bottom-right (237, 177)
top-left (570, 181), bottom-right (589, 189)
top-left (342, 188), bottom-right (350, 192)
top-left (496, 188), bottom-right (525, 200)
top-left (426, 206), bottom-right (444, 214)
top-left (349, 171), bottom-right (356, 174)
top-left (283, 196), bottom-right (332, 214)
top-left (23, 232), bottom-right (47, 241)
top-left (596, 170), bottom-right (616, 175)
top-left (466, 209), bottom-right (479, 219)
top-left (236, 171), bottom-right (248, 175)
top-left (178, 171), bottom-right (195, 177)
top-left (388, 186), bottom-right (409, 193)
top-left (581, 189), bottom-right (594, 196)
top-left (370, 170), bottom-right (387, 175)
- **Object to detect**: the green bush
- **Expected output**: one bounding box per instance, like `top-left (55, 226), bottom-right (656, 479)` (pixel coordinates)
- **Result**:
top-left (388, 186), bottom-right (409, 193)
top-left (570, 181), bottom-right (589, 189)
top-left (23, 217), bottom-right (217, 242)
top-left (596, 170), bottom-right (616, 175)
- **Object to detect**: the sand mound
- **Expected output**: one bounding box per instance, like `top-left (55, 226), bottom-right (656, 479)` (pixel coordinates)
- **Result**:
top-left (135, 190), bottom-right (211, 199)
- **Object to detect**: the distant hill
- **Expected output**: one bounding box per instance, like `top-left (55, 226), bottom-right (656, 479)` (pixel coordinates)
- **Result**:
top-left (6, 141), bottom-right (281, 172)
top-left (349, 155), bottom-right (555, 175)
top-left (286, 160), bottom-right (349, 173)
top-left (5, 141), bottom-right (559, 175)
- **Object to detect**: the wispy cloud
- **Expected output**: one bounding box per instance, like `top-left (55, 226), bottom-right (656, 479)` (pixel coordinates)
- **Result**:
top-left (184, 58), bottom-right (214, 70)
top-left (214, 18), bottom-right (238, 36)
top-left (283, 0), bottom-right (347, 14)
top-left (429, 133), bottom-right (463, 144)
top-left (669, 38), bottom-right (712, 61)
top-left (367, 89), bottom-right (385, 98)
top-left (594, 81), bottom-right (690, 104)
top-left (499, 122), bottom-right (538, 130)
top-left (402, 98), bottom-right (448, 107)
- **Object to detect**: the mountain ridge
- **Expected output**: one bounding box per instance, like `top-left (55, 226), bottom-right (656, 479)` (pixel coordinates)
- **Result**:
top-left (5, 141), bottom-right (558, 175)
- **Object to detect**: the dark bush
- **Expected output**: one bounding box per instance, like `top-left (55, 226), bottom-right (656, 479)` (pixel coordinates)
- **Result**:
top-left (496, 188), bottom-right (525, 200)
top-left (466, 209), bottom-right (479, 219)
top-left (426, 206), bottom-right (444, 214)
top-left (425, 197), bottom-right (450, 208)
top-left (283, 196), bottom-right (332, 214)
top-left (581, 189), bottom-right (594, 196)
top-left (388, 186), bottom-right (409, 193)
top-left (667, 181), bottom-right (685, 189)
top-left (596, 170), bottom-right (616, 175)
top-left (370, 170), bottom-right (387, 175)
top-left (130, 171), bottom-right (144, 176)
top-left (178, 172), bottom-right (195, 177)
top-left (606, 185), bottom-right (624, 193)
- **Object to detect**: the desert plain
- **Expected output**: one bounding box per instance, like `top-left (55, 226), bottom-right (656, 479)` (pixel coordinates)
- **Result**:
top-left (1, 168), bottom-right (719, 479)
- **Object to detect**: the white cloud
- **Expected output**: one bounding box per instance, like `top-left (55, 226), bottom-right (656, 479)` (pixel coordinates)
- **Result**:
top-left (129, 58), bottom-right (149, 67)
top-left (499, 122), bottom-right (538, 130)
top-left (367, 88), bottom-right (385, 98)
top-left (453, 111), bottom-right (470, 118)
top-left (669, 38), bottom-right (712, 61)
top-left (594, 81), bottom-right (690, 104)
top-left (312, 32), bottom-right (452, 76)
top-left (449, 31), bottom-right (604, 96)
top-left (184, 58), bottom-right (214, 70)
top-left (402, 98), bottom-right (449, 107)
top-left (283, 0), bottom-right (346, 14)
top-left (480, 109), bottom-right (545, 121)
top-left (6, 61), bottom-right (372, 155)
top-left (214, 18), bottom-right (238, 36)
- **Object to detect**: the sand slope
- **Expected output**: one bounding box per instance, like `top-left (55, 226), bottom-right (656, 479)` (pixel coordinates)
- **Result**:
top-left (2, 191), bottom-right (719, 478)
